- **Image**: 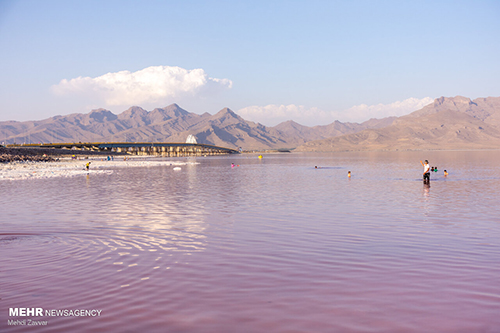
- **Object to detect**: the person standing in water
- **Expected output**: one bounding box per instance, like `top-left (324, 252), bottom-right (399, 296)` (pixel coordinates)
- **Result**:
top-left (85, 161), bottom-right (91, 171)
top-left (420, 160), bottom-right (430, 184)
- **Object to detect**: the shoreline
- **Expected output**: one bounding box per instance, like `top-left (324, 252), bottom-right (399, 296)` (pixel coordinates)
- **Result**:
top-left (0, 151), bottom-right (197, 181)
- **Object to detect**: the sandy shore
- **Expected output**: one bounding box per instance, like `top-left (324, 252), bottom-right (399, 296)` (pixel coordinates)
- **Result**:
top-left (0, 155), bottom-right (196, 180)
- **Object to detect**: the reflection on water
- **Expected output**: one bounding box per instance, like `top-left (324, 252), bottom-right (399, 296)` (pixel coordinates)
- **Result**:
top-left (423, 182), bottom-right (430, 197)
top-left (1, 151), bottom-right (500, 332)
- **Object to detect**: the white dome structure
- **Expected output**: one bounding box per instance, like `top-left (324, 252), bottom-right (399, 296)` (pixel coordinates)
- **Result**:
top-left (186, 135), bottom-right (197, 144)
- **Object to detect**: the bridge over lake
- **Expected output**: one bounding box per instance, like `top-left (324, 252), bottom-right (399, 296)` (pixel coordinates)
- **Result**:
top-left (10, 142), bottom-right (240, 157)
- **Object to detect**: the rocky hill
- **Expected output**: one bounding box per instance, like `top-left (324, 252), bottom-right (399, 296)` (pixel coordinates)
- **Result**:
top-left (295, 96), bottom-right (500, 152)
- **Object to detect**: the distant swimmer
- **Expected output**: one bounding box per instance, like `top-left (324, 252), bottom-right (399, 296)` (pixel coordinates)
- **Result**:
top-left (348, 171), bottom-right (351, 178)
top-left (231, 163), bottom-right (235, 168)
top-left (420, 160), bottom-right (430, 184)
top-left (258, 155), bottom-right (263, 159)
top-left (85, 161), bottom-right (91, 171)
top-left (444, 170), bottom-right (448, 176)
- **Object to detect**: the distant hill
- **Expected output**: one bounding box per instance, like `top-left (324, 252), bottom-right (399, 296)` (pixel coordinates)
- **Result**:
top-left (0, 103), bottom-right (396, 150)
top-left (295, 96), bottom-right (500, 152)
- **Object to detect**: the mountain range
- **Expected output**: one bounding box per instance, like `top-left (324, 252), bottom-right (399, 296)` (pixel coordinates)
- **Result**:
top-left (1, 96), bottom-right (499, 151)
top-left (0, 104), bottom-right (393, 150)
top-left (295, 96), bottom-right (500, 151)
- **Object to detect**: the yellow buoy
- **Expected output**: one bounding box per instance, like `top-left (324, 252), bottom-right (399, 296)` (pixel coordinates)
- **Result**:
top-left (258, 155), bottom-right (263, 159)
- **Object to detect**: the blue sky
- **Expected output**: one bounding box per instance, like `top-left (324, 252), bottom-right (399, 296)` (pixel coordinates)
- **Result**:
top-left (0, 0), bottom-right (499, 126)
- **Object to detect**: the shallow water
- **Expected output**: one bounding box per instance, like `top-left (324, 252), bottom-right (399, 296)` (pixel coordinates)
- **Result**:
top-left (1, 151), bottom-right (500, 332)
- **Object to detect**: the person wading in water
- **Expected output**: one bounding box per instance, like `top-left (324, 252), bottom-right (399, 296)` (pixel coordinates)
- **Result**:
top-left (420, 160), bottom-right (430, 184)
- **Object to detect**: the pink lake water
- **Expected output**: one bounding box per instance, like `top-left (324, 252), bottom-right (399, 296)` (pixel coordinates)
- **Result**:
top-left (1, 150), bottom-right (500, 332)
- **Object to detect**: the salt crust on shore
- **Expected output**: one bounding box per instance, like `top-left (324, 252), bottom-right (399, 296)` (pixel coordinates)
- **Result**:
top-left (0, 157), bottom-right (196, 181)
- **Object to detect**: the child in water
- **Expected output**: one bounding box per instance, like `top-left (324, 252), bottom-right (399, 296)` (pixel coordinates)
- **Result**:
top-left (444, 170), bottom-right (448, 176)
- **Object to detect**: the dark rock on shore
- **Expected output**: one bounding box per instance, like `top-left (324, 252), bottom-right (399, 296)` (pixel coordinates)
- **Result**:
top-left (0, 153), bottom-right (55, 163)
top-left (0, 147), bottom-right (124, 164)
top-left (0, 147), bottom-right (58, 163)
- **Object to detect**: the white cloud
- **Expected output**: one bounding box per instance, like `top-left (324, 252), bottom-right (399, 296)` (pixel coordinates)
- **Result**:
top-left (237, 97), bottom-right (434, 126)
top-left (52, 66), bottom-right (232, 107)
